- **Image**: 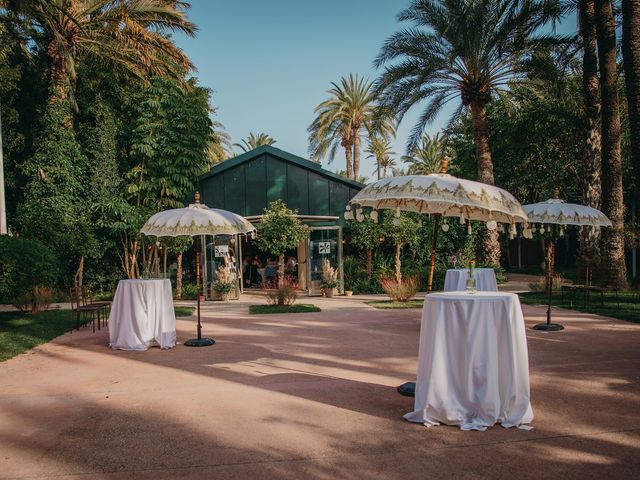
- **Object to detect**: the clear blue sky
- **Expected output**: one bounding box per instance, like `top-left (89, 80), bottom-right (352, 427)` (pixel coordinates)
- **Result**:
top-left (174, 1), bottom-right (576, 180)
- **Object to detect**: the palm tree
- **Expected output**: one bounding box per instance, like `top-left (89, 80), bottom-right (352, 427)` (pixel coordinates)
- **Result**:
top-left (374, 0), bottom-right (560, 265)
top-left (578, 0), bottom-right (602, 248)
top-left (366, 135), bottom-right (395, 180)
top-left (595, 0), bottom-right (628, 286)
top-left (381, 157), bottom-right (399, 177)
top-left (1, 0), bottom-right (196, 107)
top-left (308, 74), bottom-right (394, 180)
top-left (402, 133), bottom-right (449, 175)
top-left (622, 0), bottom-right (640, 279)
top-left (233, 132), bottom-right (276, 153)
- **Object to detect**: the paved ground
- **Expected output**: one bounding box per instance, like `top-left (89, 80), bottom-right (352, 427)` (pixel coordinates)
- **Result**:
top-left (1, 294), bottom-right (639, 479)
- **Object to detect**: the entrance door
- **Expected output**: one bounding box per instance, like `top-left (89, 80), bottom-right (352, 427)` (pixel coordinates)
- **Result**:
top-left (308, 227), bottom-right (343, 296)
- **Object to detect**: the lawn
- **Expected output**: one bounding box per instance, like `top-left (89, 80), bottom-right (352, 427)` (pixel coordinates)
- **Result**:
top-left (0, 309), bottom-right (75, 362)
top-left (0, 304), bottom-right (197, 362)
top-left (518, 291), bottom-right (640, 323)
top-left (249, 304), bottom-right (321, 314)
top-left (366, 299), bottom-right (424, 309)
top-left (174, 306), bottom-right (195, 317)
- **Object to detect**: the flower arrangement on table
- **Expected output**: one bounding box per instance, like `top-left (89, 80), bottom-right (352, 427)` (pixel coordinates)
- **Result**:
top-left (320, 258), bottom-right (341, 297)
top-left (466, 260), bottom-right (477, 293)
top-left (212, 264), bottom-right (235, 300)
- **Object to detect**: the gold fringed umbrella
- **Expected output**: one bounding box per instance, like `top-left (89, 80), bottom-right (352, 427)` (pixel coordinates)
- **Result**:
top-left (345, 159), bottom-right (528, 292)
top-left (140, 192), bottom-right (256, 347)
top-left (524, 195), bottom-right (611, 331)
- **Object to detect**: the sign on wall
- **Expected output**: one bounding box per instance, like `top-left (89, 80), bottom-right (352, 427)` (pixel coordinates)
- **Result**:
top-left (318, 241), bottom-right (331, 254)
top-left (214, 245), bottom-right (229, 257)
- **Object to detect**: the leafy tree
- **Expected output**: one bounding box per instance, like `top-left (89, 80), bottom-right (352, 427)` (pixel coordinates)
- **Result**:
top-left (234, 132), bottom-right (276, 153)
top-left (374, 0), bottom-right (562, 265)
top-left (16, 91), bottom-right (97, 285)
top-left (255, 200), bottom-right (310, 284)
top-left (382, 210), bottom-right (421, 283)
top-left (348, 216), bottom-right (384, 281)
top-left (308, 74), bottom-right (394, 179)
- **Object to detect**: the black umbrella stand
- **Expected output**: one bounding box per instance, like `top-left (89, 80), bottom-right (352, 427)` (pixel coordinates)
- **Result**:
top-left (533, 227), bottom-right (564, 331)
top-left (185, 236), bottom-right (215, 347)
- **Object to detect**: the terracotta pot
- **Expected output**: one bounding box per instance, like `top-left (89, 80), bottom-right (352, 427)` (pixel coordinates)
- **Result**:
top-left (344, 290), bottom-right (353, 297)
top-left (323, 288), bottom-right (335, 298)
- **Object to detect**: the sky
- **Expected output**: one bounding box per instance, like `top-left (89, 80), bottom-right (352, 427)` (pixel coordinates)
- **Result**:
top-left (174, 1), bottom-right (576, 180)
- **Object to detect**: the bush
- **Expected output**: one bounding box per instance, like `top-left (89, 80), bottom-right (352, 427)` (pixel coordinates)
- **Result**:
top-left (266, 277), bottom-right (297, 306)
top-left (13, 286), bottom-right (55, 313)
top-left (529, 273), bottom-right (565, 293)
top-left (380, 276), bottom-right (420, 301)
top-left (0, 236), bottom-right (59, 308)
top-left (180, 282), bottom-right (198, 300)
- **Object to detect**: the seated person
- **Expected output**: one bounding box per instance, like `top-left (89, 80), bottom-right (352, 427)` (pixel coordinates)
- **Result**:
top-left (285, 256), bottom-right (297, 274)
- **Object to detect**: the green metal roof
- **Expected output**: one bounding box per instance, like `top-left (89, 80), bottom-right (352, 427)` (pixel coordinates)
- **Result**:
top-left (200, 145), bottom-right (364, 189)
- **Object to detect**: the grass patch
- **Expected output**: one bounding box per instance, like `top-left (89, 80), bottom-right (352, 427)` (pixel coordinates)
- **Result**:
top-left (0, 309), bottom-right (75, 362)
top-left (519, 291), bottom-right (640, 323)
top-left (366, 299), bottom-right (424, 309)
top-left (174, 306), bottom-right (195, 317)
top-left (249, 304), bottom-right (321, 314)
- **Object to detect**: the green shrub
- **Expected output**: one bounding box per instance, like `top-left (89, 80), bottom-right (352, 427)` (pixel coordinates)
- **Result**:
top-left (180, 282), bottom-right (198, 300)
top-left (0, 236), bottom-right (59, 306)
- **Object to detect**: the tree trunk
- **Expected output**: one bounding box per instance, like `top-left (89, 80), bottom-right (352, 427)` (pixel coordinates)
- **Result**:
top-left (376, 158), bottom-right (381, 180)
top-left (278, 254), bottom-right (285, 288)
top-left (469, 100), bottom-right (500, 266)
top-left (343, 139), bottom-right (353, 179)
top-left (74, 256), bottom-right (84, 289)
top-left (352, 130), bottom-right (361, 180)
top-left (579, 0), bottom-right (603, 248)
top-left (395, 242), bottom-right (402, 283)
top-left (596, 0), bottom-right (629, 287)
top-left (176, 253), bottom-right (183, 299)
top-left (366, 249), bottom-right (373, 281)
top-left (623, 0), bottom-right (640, 281)
top-left (47, 40), bottom-right (67, 104)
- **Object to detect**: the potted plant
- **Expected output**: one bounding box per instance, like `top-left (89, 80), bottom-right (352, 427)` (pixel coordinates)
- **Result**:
top-left (320, 258), bottom-right (341, 298)
top-left (212, 264), bottom-right (235, 301)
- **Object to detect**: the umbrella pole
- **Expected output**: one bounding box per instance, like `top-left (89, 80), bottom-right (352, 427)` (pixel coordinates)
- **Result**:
top-left (185, 236), bottom-right (215, 346)
top-left (426, 215), bottom-right (441, 294)
top-left (534, 228), bottom-right (564, 331)
top-left (398, 214), bottom-right (442, 397)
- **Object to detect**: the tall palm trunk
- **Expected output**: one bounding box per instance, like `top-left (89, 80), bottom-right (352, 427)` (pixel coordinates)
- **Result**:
top-left (622, 0), bottom-right (640, 278)
top-left (352, 129), bottom-right (361, 179)
top-left (376, 157), bottom-right (381, 180)
top-left (343, 139), bottom-right (353, 179)
top-left (579, 0), bottom-right (603, 248)
top-left (469, 99), bottom-right (500, 266)
top-left (595, 0), bottom-right (628, 287)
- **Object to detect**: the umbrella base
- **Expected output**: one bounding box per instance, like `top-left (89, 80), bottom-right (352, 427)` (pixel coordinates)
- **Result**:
top-left (397, 381), bottom-right (416, 397)
top-left (533, 322), bottom-right (564, 331)
top-left (184, 337), bottom-right (215, 347)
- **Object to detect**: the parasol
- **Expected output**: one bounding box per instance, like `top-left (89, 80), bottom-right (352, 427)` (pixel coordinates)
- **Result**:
top-left (140, 192), bottom-right (256, 346)
top-left (523, 196), bottom-right (611, 331)
top-left (346, 159), bottom-right (528, 292)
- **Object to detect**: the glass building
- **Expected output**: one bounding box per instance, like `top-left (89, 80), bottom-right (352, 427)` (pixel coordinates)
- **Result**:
top-left (198, 145), bottom-right (363, 296)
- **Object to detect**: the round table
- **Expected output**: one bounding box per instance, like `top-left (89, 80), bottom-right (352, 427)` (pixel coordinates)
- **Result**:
top-left (108, 279), bottom-right (176, 351)
top-left (404, 291), bottom-right (533, 431)
top-left (444, 268), bottom-right (498, 292)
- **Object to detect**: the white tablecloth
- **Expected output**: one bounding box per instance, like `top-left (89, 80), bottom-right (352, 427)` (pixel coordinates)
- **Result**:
top-left (108, 279), bottom-right (176, 351)
top-left (404, 291), bottom-right (533, 431)
top-left (444, 268), bottom-right (498, 292)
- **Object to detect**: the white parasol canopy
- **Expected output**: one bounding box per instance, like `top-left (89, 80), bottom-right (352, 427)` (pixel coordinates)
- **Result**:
top-left (140, 202), bottom-right (256, 237)
top-left (523, 198), bottom-right (612, 227)
top-left (139, 193), bottom-right (255, 347)
top-left (346, 173), bottom-right (528, 226)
